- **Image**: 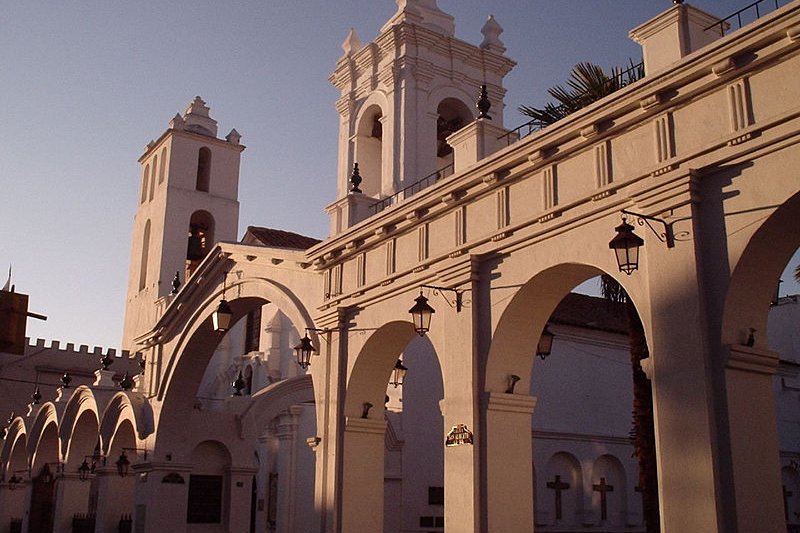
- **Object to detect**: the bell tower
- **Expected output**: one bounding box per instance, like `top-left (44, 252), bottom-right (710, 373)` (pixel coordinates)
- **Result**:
top-left (326, 0), bottom-right (515, 234)
top-left (122, 97), bottom-right (245, 350)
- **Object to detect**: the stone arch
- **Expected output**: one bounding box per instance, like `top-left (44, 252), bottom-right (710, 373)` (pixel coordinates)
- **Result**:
top-left (58, 385), bottom-right (99, 461)
top-left (140, 164), bottom-right (150, 204)
top-left (99, 392), bottom-right (151, 453)
top-left (722, 190), bottom-right (800, 347)
top-left (353, 94), bottom-right (388, 198)
top-left (543, 452), bottom-right (583, 526)
top-left (158, 146), bottom-right (167, 183)
top-left (344, 320), bottom-right (423, 418)
top-left (486, 262), bottom-right (642, 394)
top-left (590, 454), bottom-right (627, 526)
top-left (155, 275), bottom-right (316, 450)
top-left (26, 403), bottom-right (59, 464)
top-left (236, 375), bottom-right (314, 442)
top-left (1, 417), bottom-right (27, 477)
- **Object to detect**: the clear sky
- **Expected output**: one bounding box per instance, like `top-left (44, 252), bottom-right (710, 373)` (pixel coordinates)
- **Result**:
top-left (2, 0), bottom-right (797, 349)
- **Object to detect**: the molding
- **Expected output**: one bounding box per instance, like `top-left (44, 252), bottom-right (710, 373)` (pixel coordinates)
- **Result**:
top-left (486, 392), bottom-right (537, 415)
top-left (726, 344), bottom-right (780, 375)
top-left (344, 416), bottom-right (387, 435)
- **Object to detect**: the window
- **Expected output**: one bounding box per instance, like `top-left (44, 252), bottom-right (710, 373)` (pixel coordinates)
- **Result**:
top-left (245, 307), bottom-right (262, 353)
top-left (158, 147), bottom-right (167, 183)
top-left (428, 486), bottom-right (444, 505)
top-left (196, 147), bottom-right (211, 192)
top-left (140, 164), bottom-right (150, 204)
top-left (149, 155), bottom-right (157, 201)
top-left (186, 475), bottom-right (223, 523)
top-left (139, 221), bottom-right (151, 291)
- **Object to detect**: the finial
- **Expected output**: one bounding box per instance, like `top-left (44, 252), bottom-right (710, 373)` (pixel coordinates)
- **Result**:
top-left (225, 128), bottom-right (241, 145)
top-left (100, 353), bottom-right (114, 371)
top-left (171, 271), bottom-right (181, 294)
top-left (31, 386), bottom-right (42, 405)
top-left (342, 28), bottom-right (363, 56)
top-left (480, 14), bottom-right (505, 52)
top-left (60, 372), bottom-right (72, 389)
top-left (673, 0), bottom-right (684, 4)
top-left (120, 372), bottom-right (134, 391)
top-left (349, 162), bottom-right (363, 193)
top-left (477, 85), bottom-right (492, 119)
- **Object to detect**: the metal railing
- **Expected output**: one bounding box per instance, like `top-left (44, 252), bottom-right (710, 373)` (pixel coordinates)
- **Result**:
top-left (499, 60), bottom-right (644, 146)
top-left (369, 163), bottom-right (454, 215)
top-left (705, 0), bottom-right (783, 35)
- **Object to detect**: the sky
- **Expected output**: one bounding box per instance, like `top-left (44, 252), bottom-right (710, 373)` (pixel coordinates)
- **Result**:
top-left (1, 0), bottom-right (797, 350)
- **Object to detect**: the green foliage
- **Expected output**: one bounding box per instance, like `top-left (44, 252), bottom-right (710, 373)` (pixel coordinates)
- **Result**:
top-left (519, 60), bottom-right (644, 126)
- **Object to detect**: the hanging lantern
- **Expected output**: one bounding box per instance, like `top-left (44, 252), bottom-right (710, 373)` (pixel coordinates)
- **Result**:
top-left (78, 459), bottom-right (92, 481)
top-left (294, 334), bottom-right (316, 369)
top-left (116, 451), bottom-right (131, 477)
top-left (409, 292), bottom-right (435, 336)
top-left (609, 218), bottom-right (644, 275)
top-left (390, 359), bottom-right (408, 388)
top-left (536, 325), bottom-right (555, 360)
top-left (212, 299), bottom-right (233, 332)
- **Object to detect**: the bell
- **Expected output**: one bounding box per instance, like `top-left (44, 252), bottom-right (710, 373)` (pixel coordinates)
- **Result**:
top-left (186, 234), bottom-right (205, 261)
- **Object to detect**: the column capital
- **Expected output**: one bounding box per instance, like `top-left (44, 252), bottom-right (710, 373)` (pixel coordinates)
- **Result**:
top-left (485, 392), bottom-right (537, 414)
top-left (726, 344), bottom-right (780, 375)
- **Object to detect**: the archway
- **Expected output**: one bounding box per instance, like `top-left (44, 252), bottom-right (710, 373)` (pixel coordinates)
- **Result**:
top-left (354, 103), bottom-right (385, 198)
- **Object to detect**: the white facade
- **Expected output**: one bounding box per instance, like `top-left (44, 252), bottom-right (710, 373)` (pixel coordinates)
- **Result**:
top-left (2, 1), bottom-right (800, 532)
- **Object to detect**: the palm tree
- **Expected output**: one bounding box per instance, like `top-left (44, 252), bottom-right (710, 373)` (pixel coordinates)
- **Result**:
top-left (522, 62), bottom-right (659, 532)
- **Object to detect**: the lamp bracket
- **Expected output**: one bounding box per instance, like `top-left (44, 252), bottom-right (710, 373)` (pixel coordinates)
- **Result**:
top-left (621, 210), bottom-right (676, 248)
top-left (420, 284), bottom-right (470, 312)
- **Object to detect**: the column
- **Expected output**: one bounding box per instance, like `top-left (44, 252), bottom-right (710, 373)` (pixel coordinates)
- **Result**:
top-left (0, 481), bottom-right (28, 530)
top-left (435, 291), bottom-right (481, 533)
top-left (93, 465), bottom-right (135, 532)
top-left (340, 417), bottom-right (388, 533)
top-left (275, 406), bottom-right (302, 533)
top-left (723, 345), bottom-right (784, 533)
top-left (484, 392), bottom-right (538, 532)
top-left (131, 462), bottom-right (192, 533)
top-left (227, 466), bottom-right (259, 533)
top-left (52, 473), bottom-right (92, 532)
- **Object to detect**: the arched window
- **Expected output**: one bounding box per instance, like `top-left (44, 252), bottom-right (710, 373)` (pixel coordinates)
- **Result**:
top-left (139, 220), bottom-right (151, 291)
top-left (140, 164), bottom-right (150, 204)
top-left (149, 155), bottom-right (157, 201)
top-left (196, 147), bottom-right (211, 192)
top-left (354, 105), bottom-right (383, 197)
top-left (158, 147), bottom-right (167, 184)
top-left (436, 98), bottom-right (472, 165)
top-left (185, 211), bottom-right (215, 279)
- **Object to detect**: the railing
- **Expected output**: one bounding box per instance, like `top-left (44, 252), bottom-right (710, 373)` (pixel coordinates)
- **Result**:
top-left (499, 60), bottom-right (644, 146)
top-left (369, 163), bottom-right (454, 215)
top-left (705, 0), bottom-right (783, 35)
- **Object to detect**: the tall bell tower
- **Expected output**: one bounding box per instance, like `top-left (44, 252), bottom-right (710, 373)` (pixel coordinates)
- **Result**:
top-left (326, 0), bottom-right (515, 234)
top-left (122, 97), bottom-right (245, 350)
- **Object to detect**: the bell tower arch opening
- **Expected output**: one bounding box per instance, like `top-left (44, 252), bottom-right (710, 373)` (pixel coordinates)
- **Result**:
top-left (435, 97), bottom-right (472, 168)
top-left (354, 104), bottom-right (384, 198)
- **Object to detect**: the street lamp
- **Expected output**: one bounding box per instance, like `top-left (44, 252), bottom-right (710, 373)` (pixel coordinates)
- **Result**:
top-left (409, 292), bottom-right (435, 336)
top-left (116, 448), bottom-right (148, 477)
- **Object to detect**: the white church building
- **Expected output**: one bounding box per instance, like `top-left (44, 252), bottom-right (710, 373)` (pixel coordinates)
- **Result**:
top-left (2, 1), bottom-right (800, 532)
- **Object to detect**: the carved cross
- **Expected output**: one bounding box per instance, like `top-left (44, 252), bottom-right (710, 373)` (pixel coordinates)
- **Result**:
top-left (593, 477), bottom-right (615, 521)
top-left (546, 475), bottom-right (570, 520)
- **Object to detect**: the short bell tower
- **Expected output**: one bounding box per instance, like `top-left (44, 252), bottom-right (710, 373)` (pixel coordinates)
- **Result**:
top-left (326, 0), bottom-right (515, 234)
top-left (122, 97), bottom-right (245, 350)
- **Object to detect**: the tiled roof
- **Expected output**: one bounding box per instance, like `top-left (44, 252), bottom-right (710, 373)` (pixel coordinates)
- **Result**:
top-left (242, 226), bottom-right (322, 250)
top-left (550, 292), bottom-right (629, 335)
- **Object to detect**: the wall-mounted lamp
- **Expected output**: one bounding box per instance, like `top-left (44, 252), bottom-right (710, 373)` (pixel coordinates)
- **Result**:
top-left (361, 402), bottom-right (374, 419)
top-left (294, 328), bottom-right (324, 369)
top-left (212, 272), bottom-right (233, 333)
top-left (116, 448), bottom-right (148, 478)
top-left (7, 469), bottom-right (28, 490)
top-left (390, 359), bottom-right (408, 388)
top-left (409, 292), bottom-right (436, 336)
top-left (506, 374), bottom-right (521, 394)
top-left (31, 385), bottom-right (42, 405)
top-left (78, 453), bottom-right (104, 482)
top-left (536, 325), bottom-right (555, 360)
top-left (120, 372), bottom-right (134, 391)
top-left (609, 210), bottom-right (675, 275)
top-left (38, 462), bottom-right (63, 484)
